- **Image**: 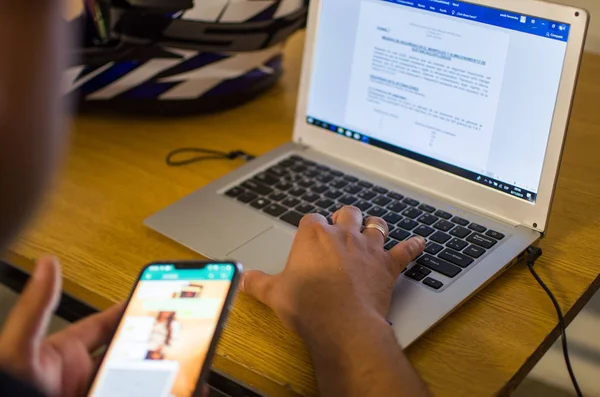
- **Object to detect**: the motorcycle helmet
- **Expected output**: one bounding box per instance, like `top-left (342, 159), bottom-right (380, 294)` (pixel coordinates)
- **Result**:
top-left (66, 0), bottom-right (308, 115)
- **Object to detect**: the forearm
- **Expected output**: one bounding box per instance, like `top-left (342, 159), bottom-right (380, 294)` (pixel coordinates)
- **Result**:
top-left (0, 1), bottom-right (69, 248)
top-left (302, 312), bottom-right (431, 397)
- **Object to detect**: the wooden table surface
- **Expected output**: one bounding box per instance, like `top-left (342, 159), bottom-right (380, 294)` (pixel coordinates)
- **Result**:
top-left (6, 32), bottom-right (600, 397)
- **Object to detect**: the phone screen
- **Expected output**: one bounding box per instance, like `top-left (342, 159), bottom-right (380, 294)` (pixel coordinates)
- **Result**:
top-left (88, 263), bottom-right (237, 397)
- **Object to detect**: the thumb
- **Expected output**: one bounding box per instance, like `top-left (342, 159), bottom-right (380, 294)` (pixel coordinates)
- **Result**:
top-left (240, 270), bottom-right (275, 307)
top-left (0, 256), bottom-right (62, 358)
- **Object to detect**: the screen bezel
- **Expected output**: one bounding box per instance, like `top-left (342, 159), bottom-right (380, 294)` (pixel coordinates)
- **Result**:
top-left (87, 260), bottom-right (242, 397)
top-left (293, 0), bottom-right (589, 233)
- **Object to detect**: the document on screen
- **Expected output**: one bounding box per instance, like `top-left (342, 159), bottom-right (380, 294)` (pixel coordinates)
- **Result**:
top-left (345, 1), bottom-right (510, 173)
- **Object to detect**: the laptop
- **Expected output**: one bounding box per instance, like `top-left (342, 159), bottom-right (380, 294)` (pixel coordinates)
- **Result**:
top-left (146, 0), bottom-right (589, 346)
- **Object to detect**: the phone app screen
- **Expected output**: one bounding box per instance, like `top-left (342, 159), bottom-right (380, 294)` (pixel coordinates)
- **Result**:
top-left (88, 263), bottom-right (235, 397)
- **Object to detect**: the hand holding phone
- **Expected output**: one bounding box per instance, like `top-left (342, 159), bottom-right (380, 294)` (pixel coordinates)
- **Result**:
top-left (87, 261), bottom-right (241, 397)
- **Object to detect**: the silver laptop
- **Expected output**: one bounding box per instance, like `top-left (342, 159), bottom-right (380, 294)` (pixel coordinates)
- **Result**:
top-left (146, 0), bottom-right (589, 347)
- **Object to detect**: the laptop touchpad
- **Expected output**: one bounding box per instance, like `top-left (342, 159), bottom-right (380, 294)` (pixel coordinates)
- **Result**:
top-left (227, 226), bottom-right (294, 274)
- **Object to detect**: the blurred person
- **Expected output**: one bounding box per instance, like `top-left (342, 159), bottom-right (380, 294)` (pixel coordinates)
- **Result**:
top-left (0, 1), bottom-right (431, 397)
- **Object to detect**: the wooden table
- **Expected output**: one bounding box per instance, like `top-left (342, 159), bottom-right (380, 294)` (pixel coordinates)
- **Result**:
top-left (5, 32), bottom-right (600, 397)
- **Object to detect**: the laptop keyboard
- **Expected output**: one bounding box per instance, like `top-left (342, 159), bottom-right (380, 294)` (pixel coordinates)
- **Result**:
top-left (223, 155), bottom-right (507, 292)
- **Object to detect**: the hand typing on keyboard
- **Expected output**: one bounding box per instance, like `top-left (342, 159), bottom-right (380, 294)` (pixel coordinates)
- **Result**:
top-left (241, 206), bottom-right (432, 397)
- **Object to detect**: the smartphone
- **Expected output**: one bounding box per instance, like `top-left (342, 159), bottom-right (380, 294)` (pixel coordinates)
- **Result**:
top-left (87, 261), bottom-right (241, 397)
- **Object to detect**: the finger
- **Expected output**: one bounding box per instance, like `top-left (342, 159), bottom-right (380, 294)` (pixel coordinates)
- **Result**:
top-left (298, 213), bottom-right (328, 229)
top-left (388, 237), bottom-right (426, 276)
top-left (332, 206), bottom-right (362, 231)
top-left (0, 256), bottom-right (62, 355)
top-left (240, 270), bottom-right (276, 307)
top-left (362, 217), bottom-right (389, 245)
top-left (48, 302), bottom-right (124, 353)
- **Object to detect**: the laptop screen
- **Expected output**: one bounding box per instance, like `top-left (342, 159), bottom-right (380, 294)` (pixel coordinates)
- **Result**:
top-left (305, 0), bottom-right (570, 203)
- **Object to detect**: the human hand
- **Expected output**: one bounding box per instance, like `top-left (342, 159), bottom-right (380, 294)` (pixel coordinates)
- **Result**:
top-left (0, 256), bottom-right (123, 397)
top-left (240, 206), bottom-right (426, 337)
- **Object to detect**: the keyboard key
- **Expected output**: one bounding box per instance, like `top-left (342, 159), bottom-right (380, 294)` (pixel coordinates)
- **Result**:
top-left (275, 181), bottom-right (293, 191)
top-left (263, 203), bottom-right (287, 217)
top-left (289, 155), bottom-right (304, 162)
top-left (267, 166), bottom-right (287, 177)
top-left (315, 164), bottom-right (329, 171)
top-left (358, 180), bottom-right (374, 188)
top-left (316, 174), bottom-right (334, 183)
top-left (469, 223), bottom-right (487, 233)
top-left (280, 211), bottom-right (304, 227)
top-left (281, 197), bottom-right (301, 208)
top-left (464, 245), bottom-right (486, 259)
top-left (302, 193), bottom-right (320, 203)
top-left (343, 175), bottom-right (359, 182)
top-left (284, 173), bottom-right (303, 183)
top-left (269, 192), bottom-right (288, 202)
top-left (297, 178), bottom-right (313, 188)
top-left (439, 249), bottom-right (474, 268)
top-left (296, 203), bottom-right (316, 214)
top-left (485, 230), bottom-right (505, 240)
top-left (418, 214), bottom-right (439, 225)
top-left (355, 200), bottom-right (372, 211)
top-left (373, 186), bottom-right (388, 194)
top-left (412, 265), bottom-right (432, 276)
top-left (383, 213), bottom-right (403, 225)
top-left (289, 187), bottom-right (306, 197)
top-left (451, 216), bottom-right (469, 226)
top-left (434, 220), bottom-right (454, 232)
top-left (372, 196), bottom-right (392, 206)
top-left (387, 201), bottom-right (408, 213)
top-left (403, 197), bottom-right (420, 206)
top-left (344, 185), bottom-right (362, 194)
top-left (423, 277), bottom-right (444, 290)
top-left (435, 210), bottom-right (452, 219)
top-left (254, 173), bottom-right (279, 186)
top-left (467, 233), bottom-right (497, 249)
top-left (446, 238), bottom-right (468, 251)
top-left (237, 192), bottom-right (257, 203)
top-left (390, 228), bottom-right (411, 241)
top-left (419, 204), bottom-right (436, 213)
top-left (325, 189), bottom-right (343, 199)
top-left (291, 165), bottom-right (307, 173)
top-left (398, 218), bottom-right (419, 230)
top-left (417, 255), bottom-right (462, 278)
top-left (430, 231), bottom-right (451, 244)
top-left (251, 198), bottom-right (271, 209)
top-left (242, 180), bottom-right (273, 196)
top-left (304, 169), bottom-right (319, 178)
top-left (450, 226), bottom-right (471, 239)
top-left (302, 160), bottom-right (316, 167)
top-left (330, 170), bottom-right (344, 177)
top-left (311, 184), bottom-right (329, 194)
top-left (358, 190), bottom-right (376, 200)
top-left (329, 202), bottom-right (344, 212)
top-left (312, 208), bottom-right (330, 217)
top-left (315, 198), bottom-right (335, 209)
top-left (387, 192), bottom-right (404, 200)
top-left (402, 207), bottom-right (423, 219)
top-left (425, 242), bottom-right (444, 255)
top-left (384, 240), bottom-right (399, 251)
top-left (368, 206), bottom-right (387, 217)
top-left (405, 269), bottom-right (426, 281)
top-left (225, 187), bottom-right (244, 197)
top-left (331, 179), bottom-right (349, 189)
top-left (339, 195), bottom-right (358, 205)
top-left (414, 225), bottom-right (435, 237)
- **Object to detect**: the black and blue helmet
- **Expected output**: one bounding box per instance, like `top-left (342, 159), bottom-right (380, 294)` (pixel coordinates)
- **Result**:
top-left (67, 0), bottom-right (308, 115)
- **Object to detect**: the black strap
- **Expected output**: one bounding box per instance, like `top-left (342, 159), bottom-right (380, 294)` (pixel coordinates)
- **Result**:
top-left (166, 147), bottom-right (255, 167)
